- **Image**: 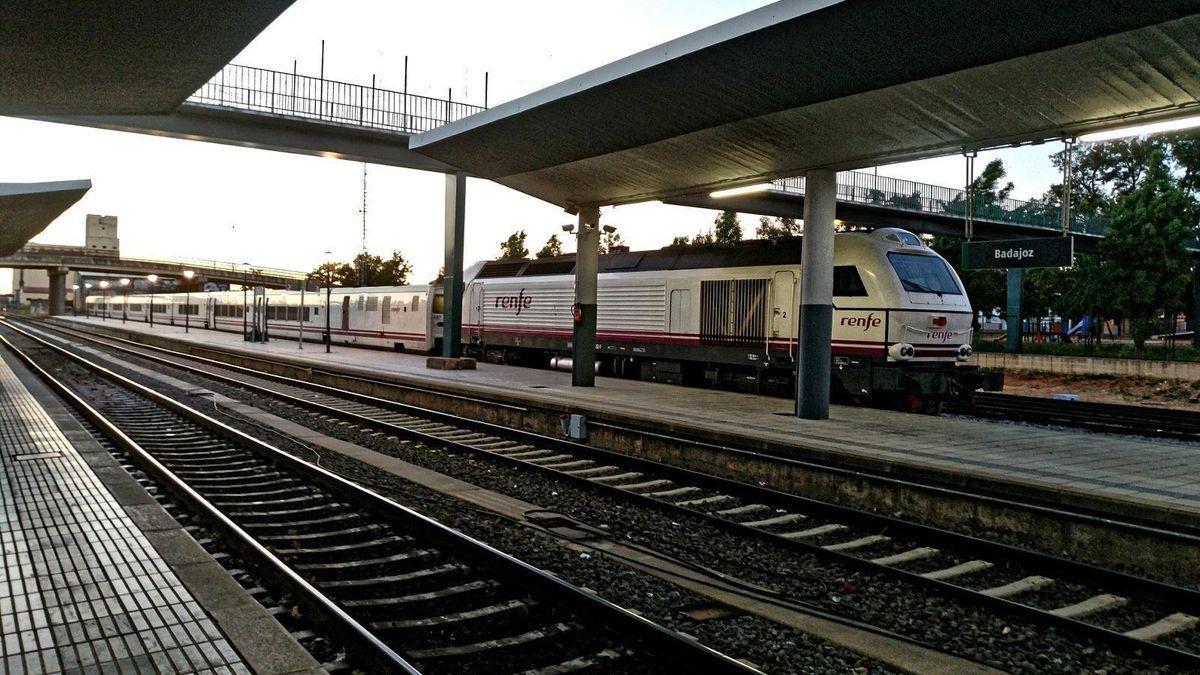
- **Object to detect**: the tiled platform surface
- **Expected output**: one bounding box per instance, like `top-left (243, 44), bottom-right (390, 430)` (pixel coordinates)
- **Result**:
top-left (0, 353), bottom-right (250, 674)
top-left (57, 317), bottom-right (1200, 525)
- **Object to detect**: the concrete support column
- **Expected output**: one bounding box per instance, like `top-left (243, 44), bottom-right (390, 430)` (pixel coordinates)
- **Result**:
top-left (47, 268), bottom-right (68, 316)
top-left (442, 172), bottom-right (467, 358)
top-left (796, 170), bottom-right (836, 419)
top-left (1006, 268), bottom-right (1024, 352)
top-left (572, 207), bottom-right (601, 387)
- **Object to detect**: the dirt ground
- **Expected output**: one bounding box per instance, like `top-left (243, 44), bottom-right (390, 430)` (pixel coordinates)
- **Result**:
top-left (1000, 370), bottom-right (1200, 410)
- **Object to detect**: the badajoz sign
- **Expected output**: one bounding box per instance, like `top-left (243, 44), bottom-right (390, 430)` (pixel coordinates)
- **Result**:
top-left (961, 236), bottom-right (1074, 270)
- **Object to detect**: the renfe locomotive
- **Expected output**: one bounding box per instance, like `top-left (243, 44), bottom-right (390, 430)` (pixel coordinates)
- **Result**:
top-left (85, 228), bottom-right (997, 408)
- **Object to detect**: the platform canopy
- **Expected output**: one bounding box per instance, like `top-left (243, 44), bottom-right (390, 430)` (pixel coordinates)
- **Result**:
top-left (411, 0), bottom-right (1200, 210)
top-left (0, 1), bottom-right (296, 115)
top-left (0, 180), bottom-right (91, 256)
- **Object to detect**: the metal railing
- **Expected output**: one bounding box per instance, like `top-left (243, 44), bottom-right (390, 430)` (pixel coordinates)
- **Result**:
top-left (8, 245), bottom-right (307, 282)
top-left (189, 64), bottom-right (486, 135)
top-left (773, 171), bottom-right (1111, 236)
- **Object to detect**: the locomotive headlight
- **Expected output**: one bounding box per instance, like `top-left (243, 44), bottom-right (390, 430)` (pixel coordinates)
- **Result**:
top-left (888, 342), bottom-right (916, 361)
top-left (956, 344), bottom-right (974, 362)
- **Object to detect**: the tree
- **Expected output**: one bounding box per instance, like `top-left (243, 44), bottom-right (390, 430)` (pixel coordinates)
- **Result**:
top-left (379, 251), bottom-right (413, 285)
top-left (498, 230), bottom-right (529, 260)
top-left (1093, 150), bottom-right (1195, 353)
top-left (536, 234), bottom-right (564, 258)
top-left (669, 235), bottom-right (691, 246)
top-left (599, 227), bottom-right (626, 254)
top-left (310, 262), bottom-right (341, 287)
top-left (755, 216), bottom-right (801, 242)
top-left (691, 231), bottom-right (715, 245)
top-left (713, 210), bottom-right (742, 243)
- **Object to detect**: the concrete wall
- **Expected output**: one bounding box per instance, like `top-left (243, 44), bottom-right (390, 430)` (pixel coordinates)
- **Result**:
top-left (974, 351), bottom-right (1200, 382)
top-left (85, 214), bottom-right (119, 256)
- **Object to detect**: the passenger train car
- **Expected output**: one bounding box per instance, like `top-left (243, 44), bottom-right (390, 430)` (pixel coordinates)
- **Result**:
top-left (85, 228), bottom-right (996, 406)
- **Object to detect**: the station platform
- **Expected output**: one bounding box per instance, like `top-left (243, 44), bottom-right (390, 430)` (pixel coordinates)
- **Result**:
top-left (0, 343), bottom-right (323, 674)
top-left (51, 317), bottom-right (1200, 529)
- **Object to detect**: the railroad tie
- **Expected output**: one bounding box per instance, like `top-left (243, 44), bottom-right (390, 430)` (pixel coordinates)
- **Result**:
top-left (1124, 613), bottom-right (1200, 641)
top-left (871, 547), bottom-right (939, 566)
top-left (980, 576), bottom-right (1054, 598)
top-left (920, 560), bottom-right (993, 581)
top-left (614, 479), bottom-right (674, 492)
top-left (780, 523), bottom-right (846, 540)
top-left (590, 471), bottom-right (643, 484)
top-left (822, 534), bottom-right (890, 552)
top-left (505, 449), bottom-right (557, 460)
top-left (538, 459), bottom-right (594, 470)
top-left (1048, 593), bottom-right (1128, 619)
top-left (740, 513), bottom-right (806, 528)
top-left (715, 503), bottom-right (770, 516)
top-left (674, 494), bottom-right (734, 507)
top-left (645, 486), bottom-right (702, 498)
top-left (562, 465), bottom-right (621, 477)
top-left (524, 649), bottom-right (623, 675)
top-left (523, 454), bottom-right (575, 465)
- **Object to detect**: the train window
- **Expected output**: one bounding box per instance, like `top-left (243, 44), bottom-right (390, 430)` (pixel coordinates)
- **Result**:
top-left (357, 295), bottom-right (366, 311)
top-left (887, 252), bottom-right (962, 295)
top-left (366, 296), bottom-right (378, 312)
top-left (287, 306), bottom-right (299, 321)
top-left (381, 297), bottom-right (391, 324)
top-left (412, 296), bottom-right (420, 312)
top-left (311, 306), bottom-right (318, 318)
top-left (832, 266), bottom-right (868, 297)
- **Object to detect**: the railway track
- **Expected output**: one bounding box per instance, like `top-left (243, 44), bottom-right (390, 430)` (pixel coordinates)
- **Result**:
top-left (960, 392), bottom-right (1200, 441)
top-left (13, 317), bottom-right (1200, 669)
top-left (0, 321), bottom-right (756, 675)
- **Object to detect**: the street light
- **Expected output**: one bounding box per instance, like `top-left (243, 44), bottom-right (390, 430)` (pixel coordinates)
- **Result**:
top-left (147, 274), bottom-right (158, 326)
top-left (241, 263), bottom-right (250, 339)
top-left (323, 251), bottom-right (334, 354)
top-left (119, 278), bottom-right (130, 323)
top-left (84, 283), bottom-right (93, 317)
top-left (182, 270), bottom-right (195, 333)
top-left (99, 281), bottom-right (110, 321)
top-left (71, 285), bottom-right (79, 316)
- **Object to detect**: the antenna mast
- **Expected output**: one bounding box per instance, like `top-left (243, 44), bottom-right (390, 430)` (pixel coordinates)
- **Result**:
top-left (357, 163), bottom-right (368, 286)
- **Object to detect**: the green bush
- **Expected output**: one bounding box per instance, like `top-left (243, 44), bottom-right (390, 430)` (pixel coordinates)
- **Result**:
top-left (972, 336), bottom-right (1200, 362)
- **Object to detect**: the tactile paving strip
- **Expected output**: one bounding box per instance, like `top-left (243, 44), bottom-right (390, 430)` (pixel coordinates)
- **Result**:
top-left (0, 356), bottom-right (250, 674)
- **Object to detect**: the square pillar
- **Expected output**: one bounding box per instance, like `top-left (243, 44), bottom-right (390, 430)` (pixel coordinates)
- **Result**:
top-left (1006, 268), bottom-right (1024, 352)
top-left (796, 169), bottom-right (837, 419)
top-left (442, 172), bottom-right (467, 358)
top-left (47, 268), bottom-right (68, 316)
top-left (573, 207), bottom-right (601, 387)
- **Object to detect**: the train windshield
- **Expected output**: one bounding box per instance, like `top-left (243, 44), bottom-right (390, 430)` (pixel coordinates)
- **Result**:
top-left (887, 252), bottom-right (962, 295)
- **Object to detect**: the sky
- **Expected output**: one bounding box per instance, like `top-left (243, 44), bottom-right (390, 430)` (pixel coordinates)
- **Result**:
top-left (0, 0), bottom-right (1068, 293)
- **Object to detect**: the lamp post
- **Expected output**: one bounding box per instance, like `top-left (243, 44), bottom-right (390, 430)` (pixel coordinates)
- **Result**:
top-left (83, 283), bottom-right (92, 317)
top-left (119, 278), bottom-right (130, 323)
top-left (147, 274), bottom-right (158, 326)
top-left (182, 270), bottom-right (195, 333)
top-left (241, 263), bottom-right (250, 339)
top-left (99, 281), bottom-right (110, 321)
top-left (71, 285), bottom-right (79, 316)
top-left (323, 251), bottom-right (334, 353)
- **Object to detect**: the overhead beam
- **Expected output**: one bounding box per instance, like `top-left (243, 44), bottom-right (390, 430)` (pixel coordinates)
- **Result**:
top-left (25, 104), bottom-right (460, 174)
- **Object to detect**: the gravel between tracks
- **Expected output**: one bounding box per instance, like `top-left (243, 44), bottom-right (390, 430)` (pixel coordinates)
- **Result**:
top-left (24, 330), bottom-right (1182, 673)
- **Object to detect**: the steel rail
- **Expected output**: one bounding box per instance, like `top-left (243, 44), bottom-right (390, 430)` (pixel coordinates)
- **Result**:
top-left (20, 318), bottom-right (1200, 668)
top-left (959, 392), bottom-right (1200, 441)
top-left (0, 319), bottom-right (759, 674)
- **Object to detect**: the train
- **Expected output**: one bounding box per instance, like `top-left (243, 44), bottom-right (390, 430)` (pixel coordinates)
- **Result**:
top-left (83, 228), bottom-right (999, 408)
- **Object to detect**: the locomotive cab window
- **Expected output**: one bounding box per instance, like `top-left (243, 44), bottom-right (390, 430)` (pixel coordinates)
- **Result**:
top-left (887, 252), bottom-right (961, 295)
top-left (832, 266), bottom-right (868, 297)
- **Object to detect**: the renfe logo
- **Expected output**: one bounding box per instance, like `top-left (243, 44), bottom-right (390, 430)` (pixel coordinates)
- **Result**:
top-left (495, 288), bottom-right (533, 315)
top-left (840, 313), bottom-right (882, 332)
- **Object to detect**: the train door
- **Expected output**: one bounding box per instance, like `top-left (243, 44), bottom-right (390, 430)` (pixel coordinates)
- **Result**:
top-left (771, 270), bottom-right (797, 360)
top-left (668, 289), bottom-right (691, 335)
top-left (467, 282), bottom-right (484, 343)
top-left (340, 296), bottom-right (350, 332)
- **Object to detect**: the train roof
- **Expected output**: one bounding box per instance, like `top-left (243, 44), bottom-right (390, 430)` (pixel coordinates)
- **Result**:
top-left (473, 229), bottom-right (926, 279)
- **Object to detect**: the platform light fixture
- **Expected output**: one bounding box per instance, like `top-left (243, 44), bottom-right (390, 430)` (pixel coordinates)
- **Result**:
top-left (98, 281), bottom-right (110, 321)
top-left (710, 182), bottom-right (773, 199)
top-left (1079, 114), bottom-right (1200, 143)
top-left (146, 274), bottom-right (158, 327)
top-left (561, 223), bottom-right (575, 233)
top-left (182, 270), bottom-right (195, 333)
top-left (120, 278), bottom-right (130, 323)
top-left (602, 224), bottom-right (617, 234)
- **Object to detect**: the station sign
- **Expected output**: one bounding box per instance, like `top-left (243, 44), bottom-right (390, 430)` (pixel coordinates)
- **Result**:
top-left (962, 236), bottom-right (1074, 270)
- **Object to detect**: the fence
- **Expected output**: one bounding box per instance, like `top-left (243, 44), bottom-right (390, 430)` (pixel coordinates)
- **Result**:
top-left (189, 64), bottom-right (486, 135)
top-left (773, 171), bottom-right (1110, 236)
